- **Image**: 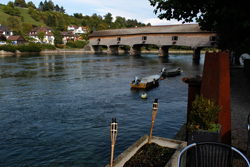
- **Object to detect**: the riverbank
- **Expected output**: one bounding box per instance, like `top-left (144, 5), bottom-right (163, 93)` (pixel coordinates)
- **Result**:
top-left (0, 48), bottom-right (206, 56)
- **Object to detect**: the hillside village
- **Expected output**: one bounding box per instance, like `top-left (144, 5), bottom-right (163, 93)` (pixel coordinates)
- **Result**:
top-left (0, 0), bottom-right (150, 48)
top-left (0, 24), bottom-right (87, 45)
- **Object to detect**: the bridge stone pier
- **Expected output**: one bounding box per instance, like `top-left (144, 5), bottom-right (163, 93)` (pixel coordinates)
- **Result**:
top-left (89, 24), bottom-right (217, 60)
top-left (92, 45), bottom-right (103, 53)
top-left (107, 45), bottom-right (119, 55)
top-left (130, 45), bottom-right (141, 56)
top-left (159, 46), bottom-right (170, 57)
top-left (193, 47), bottom-right (202, 60)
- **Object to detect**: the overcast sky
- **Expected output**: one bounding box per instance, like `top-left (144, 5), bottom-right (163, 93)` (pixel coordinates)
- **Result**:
top-left (0, 0), bottom-right (191, 25)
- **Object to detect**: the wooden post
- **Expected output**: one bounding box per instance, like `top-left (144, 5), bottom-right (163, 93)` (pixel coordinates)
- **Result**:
top-left (200, 51), bottom-right (231, 145)
top-left (110, 118), bottom-right (118, 167)
top-left (148, 98), bottom-right (159, 143)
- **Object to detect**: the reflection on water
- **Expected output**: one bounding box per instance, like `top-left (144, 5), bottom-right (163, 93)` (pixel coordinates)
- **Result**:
top-left (0, 53), bottom-right (204, 166)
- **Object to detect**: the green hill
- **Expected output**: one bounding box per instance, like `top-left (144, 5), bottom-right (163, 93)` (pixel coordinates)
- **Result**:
top-left (0, 4), bottom-right (47, 27)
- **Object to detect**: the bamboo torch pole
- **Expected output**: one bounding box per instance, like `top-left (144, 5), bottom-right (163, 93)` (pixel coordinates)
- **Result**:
top-left (110, 118), bottom-right (118, 167)
top-left (148, 98), bottom-right (159, 143)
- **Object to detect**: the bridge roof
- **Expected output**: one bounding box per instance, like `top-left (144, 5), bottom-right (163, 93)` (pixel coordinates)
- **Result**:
top-left (89, 24), bottom-right (210, 37)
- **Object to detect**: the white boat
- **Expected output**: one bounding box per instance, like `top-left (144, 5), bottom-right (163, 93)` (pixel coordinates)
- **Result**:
top-left (130, 75), bottom-right (160, 89)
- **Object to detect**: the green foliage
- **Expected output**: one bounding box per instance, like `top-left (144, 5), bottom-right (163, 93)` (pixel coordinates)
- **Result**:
top-left (65, 40), bottom-right (74, 47)
top-left (7, 16), bottom-right (21, 29)
top-left (171, 46), bottom-right (192, 50)
top-left (74, 41), bottom-right (87, 48)
top-left (28, 7), bottom-right (41, 21)
top-left (41, 44), bottom-right (56, 50)
top-left (38, 31), bottom-right (45, 42)
top-left (22, 22), bottom-right (33, 34)
top-left (45, 14), bottom-right (57, 27)
top-left (14, 0), bottom-right (27, 7)
top-left (0, 44), bottom-right (17, 52)
top-left (0, 43), bottom-right (42, 52)
top-left (120, 45), bottom-right (130, 51)
top-left (27, 1), bottom-right (36, 9)
top-left (17, 42), bottom-right (42, 52)
top-left (66, 40), bottom-right (87, 48)
top-left (56, 44), bottom-right (65, 48)
top-left (3, 4), bottom-right (21, 16)
top-left (188, 95), bottom-right (221, 131)
top-left (52, 30), bottom-right (63, 46)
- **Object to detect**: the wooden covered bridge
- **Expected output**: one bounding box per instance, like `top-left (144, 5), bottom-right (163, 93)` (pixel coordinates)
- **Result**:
top-left (88, 24), bottom-right (217, 59)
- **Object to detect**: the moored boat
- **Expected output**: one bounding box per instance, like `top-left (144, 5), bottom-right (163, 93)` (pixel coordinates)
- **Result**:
top-left (130, 75), bottom-right (160, 89)
top-left (161, 67), bottom-right (182, 77)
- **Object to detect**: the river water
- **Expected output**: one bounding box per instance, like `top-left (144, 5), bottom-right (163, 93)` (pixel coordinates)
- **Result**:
top-left (0, 53), bottom-right (204, 167)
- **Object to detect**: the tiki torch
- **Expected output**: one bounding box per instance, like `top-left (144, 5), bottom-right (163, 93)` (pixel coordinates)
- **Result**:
top-left (110, 118), bottom-right (118, 167)
top-left (148, 98), bottom-right (159, 143)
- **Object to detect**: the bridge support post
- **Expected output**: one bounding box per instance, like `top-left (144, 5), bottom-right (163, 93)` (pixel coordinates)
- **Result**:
top-left (92, 45), bottom-right (103, 54)
top-left (130, 45), bottom-right (141, 56)
top-left (107, 45), bottom-right (119, 55)
top-left (193, 48), bottom-right (202, 60)
top-left (193, 48), bottom-right (201, 60)
top-left (159, 46), bottom-right (169, 57)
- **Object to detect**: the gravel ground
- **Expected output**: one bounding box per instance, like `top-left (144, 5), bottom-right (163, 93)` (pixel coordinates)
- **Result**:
top-left (230, 67), bottom-right (250, 154)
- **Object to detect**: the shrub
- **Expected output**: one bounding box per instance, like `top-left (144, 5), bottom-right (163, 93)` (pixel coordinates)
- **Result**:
top-left (17, 43), bottom-right (42, 52)
top-left (74, 40), bottom-right (87, 48)
top-left (66, 40), bottom-right (74, 48)
top-left (0, 44), bottom-right (17, 52)
top-left (56, 44), bottom-right (65, 48)
top-left (66, 40), bottom-right (87, 48)
top-left (41, 44), bottom-right (56, 50)
top-left (188, 95), bottom-right (221, 131)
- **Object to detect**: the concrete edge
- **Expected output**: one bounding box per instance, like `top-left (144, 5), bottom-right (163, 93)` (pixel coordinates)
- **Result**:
top-left (105, 135), bottom-right (187, 167)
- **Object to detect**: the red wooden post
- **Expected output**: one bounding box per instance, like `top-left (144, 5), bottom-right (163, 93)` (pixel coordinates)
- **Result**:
top-left (200, 51), bottom-right (231, 145)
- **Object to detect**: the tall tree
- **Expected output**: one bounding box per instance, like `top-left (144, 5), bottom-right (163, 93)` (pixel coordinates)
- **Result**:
top-left (57, 16), bottom-right (65, 31)
top-left (27, 1), bottom-right (36, 9)
top-left (22, 22), bottom-right (33, 34)
top-left (149, 0), bottom-right (250, 60)
top-left (38, 31), bottom-right (45, 42)
top-left (54, 4), bottom-right (60, 12)
top-left (6, 16), bottom-right (22, 36)
top-left (114, 16), bottom-right (126, 28)
top-left (43, 0), bottom-right (54, 11)
top-left (60, 6), bottom-right (65, 13)
top-left (104, 13), bottom-right (113, 25)
top-left (14, 0), bottom-right (27, 7)
top-left (46, 14), bottom-right (57, 27)
top-left (53, 30), bottom-right (63, 46)
top-left (38, 1), bottom-right (44, 10)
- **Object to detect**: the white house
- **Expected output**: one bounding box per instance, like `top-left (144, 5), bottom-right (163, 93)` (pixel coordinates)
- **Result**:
top-left (26, 26), bottom-right (55, 44)
top-left (0, 24), bottom-right (13, 39)
top-left (67, 25), bottom-right (88, 35)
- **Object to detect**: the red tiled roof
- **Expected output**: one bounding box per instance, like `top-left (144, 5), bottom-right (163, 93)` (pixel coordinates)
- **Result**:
top-left (26, 26), bottom-right (54, 36)
top-left (8, 35), bottom-right (25, 41)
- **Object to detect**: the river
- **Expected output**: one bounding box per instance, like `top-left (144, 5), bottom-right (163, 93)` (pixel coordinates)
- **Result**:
top-left (0, 53), bottom-right (204, 166)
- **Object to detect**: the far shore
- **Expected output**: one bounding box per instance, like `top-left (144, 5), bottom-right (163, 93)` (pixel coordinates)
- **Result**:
top-left (0, 48), bottom-right (207, 56)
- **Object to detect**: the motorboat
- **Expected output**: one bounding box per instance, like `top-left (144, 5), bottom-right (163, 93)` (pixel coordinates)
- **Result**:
top-left (130, 75), bottom-right (160, 88)
top-left (161, 67), bottom-right (182, 77)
